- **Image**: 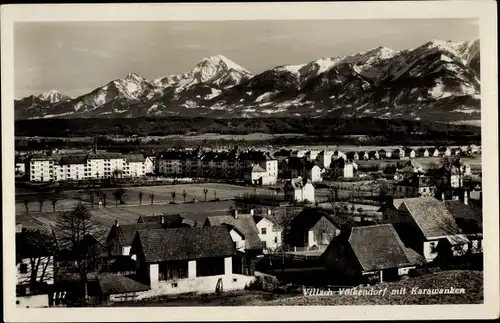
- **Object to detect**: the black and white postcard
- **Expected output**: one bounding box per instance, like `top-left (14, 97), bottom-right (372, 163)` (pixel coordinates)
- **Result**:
top-left (1, 1), bottom-right (498, 321)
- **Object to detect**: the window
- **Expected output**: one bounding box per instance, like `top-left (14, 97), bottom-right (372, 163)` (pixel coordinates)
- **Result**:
top-left (429, 242), bottom-right (437, 253)
top-left (20, 263), bottom-right (28, 274)
top-left (261, 228), bottom-right (267, 235)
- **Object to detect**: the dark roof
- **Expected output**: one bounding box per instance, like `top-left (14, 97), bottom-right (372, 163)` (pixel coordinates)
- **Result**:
top-left (98, 274), bottom-right (149, 295)
top-left (125, 154), bottom-right (146, 162)
top-left (59, 154), bottom-right (87, 165)
top-left (348, 224), bottom-right (424, 271)
top-left (107, 222), bottom-right (163, 248)
top-left (205, 214), bottom-right (262, 251)
top-left (290, 208), bottom-right (340, 232)
top-left (132, 226), bottom-right (237, 263)
top-left (253, 214), bottom-right (282, 230)
top-left (444, 200), bottom-right (482, 235)
top-left (396, 175), bottom-right (433, 188)
top-left (400, 197), bottom-right (463, 238)
top-left (377, 198), bottom-right (405, 212)
top-left (87, 152), bottom-right (124, 160)
top-left (251, 164), bottom-right (267, 173)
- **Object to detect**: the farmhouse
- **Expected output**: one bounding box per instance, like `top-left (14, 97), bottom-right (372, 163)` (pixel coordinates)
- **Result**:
top-left (394, 175), bottom-right (436, 198)
top-left (321, 224), bottom-right (424, 284)
top-left (304, 162), bottom-right (323, 183)
top-left (253, 212), bottom-right (283, 252)
top-left (129, 226), bottom-right (254, 295)
top-left (444, 199), bottom-right (483, 254)
top-left (389, 197), bottom-right (470, 262)
top-left (286, 208), bottom-right (340, 252)
top-left (205, 211), bottom-right (263, 275)
top-left (283, 178), bottom-right (315, 203)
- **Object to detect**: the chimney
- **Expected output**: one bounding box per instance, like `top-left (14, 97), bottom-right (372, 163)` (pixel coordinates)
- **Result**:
top-left (464, 190), bottom-right (469, 205)
top-left (250, 209), bottom-right (254, 216)
top-left (233, 209), bottom-right (238, 219)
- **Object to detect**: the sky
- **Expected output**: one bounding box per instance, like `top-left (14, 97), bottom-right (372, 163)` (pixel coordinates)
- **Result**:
top-left (14, 19), bottom-right (479, 98)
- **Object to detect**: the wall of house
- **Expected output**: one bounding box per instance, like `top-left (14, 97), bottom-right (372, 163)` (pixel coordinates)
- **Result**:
top-left (109, 291), bottom-right (142, 302)
top-left (256, 218), bottom-right (281, 251)
top-left (344, 164), bottom-right (354, 178)
top-left (397, 266), bottom-right (416, 276)
top-left (17, 256), bottom-right (54, 286)
top-left (423, 240), bottom-right (441, 261)
top-left (470, 238), bottom-right (483, 253)
top-left (322, 239), bottom-right (362, 279)
top-left (16, 294), bottom-right (49, 308)
top-left (229, 229), bottom-right (246, 252)
top-left (311, 218), bottom-right (340, 248)
top-left (138, 274), bottom-right (255, 298)
top-left (309, 166), bottom-right (323, 183)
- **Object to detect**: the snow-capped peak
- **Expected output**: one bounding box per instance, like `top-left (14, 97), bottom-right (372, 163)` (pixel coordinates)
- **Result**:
top-left (196, 55), bottom-right (251, 75)
top-left (274, 64), bottom-right (305, 76)
top-left (37, 90), bottom-right (70, 103)
top-left (125, 72), bottom-right (148, 83)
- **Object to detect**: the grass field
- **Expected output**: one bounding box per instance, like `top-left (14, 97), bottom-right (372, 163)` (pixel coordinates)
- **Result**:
top-left (16, 199), bottom-right (235, 230)
top-left (16, 183), bottom-right (273, 214)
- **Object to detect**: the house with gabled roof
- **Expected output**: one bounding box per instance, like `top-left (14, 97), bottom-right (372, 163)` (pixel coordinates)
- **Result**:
top-left (390, 197), bottom-right (470, 262)
top-left (317, 150), bottom-right (334, 169)
top-left (444, 199), bottom-right (483, 254)
top-left (394, 175), bottom-right (436, 198)
top-left (283, 177), bottom-right (315, 203)
top-left (368, 150), bottom-right (379, 160)
top-left (404, 148), bottom-right (416, 159)
top-left (204, 211), bottom-right (263, 276)
top-left (321, 224), bottom-right (424, 284)
top-left (378, 198), bottom-right (405, 223)
top-left (253, 211), bottom-right (283, 252)
top-left (130, 226), bottom-right (254, 296)
top-left (417, 148), bottom-right (430, 158)
top-left (286, 208), bottom-right (341, 252)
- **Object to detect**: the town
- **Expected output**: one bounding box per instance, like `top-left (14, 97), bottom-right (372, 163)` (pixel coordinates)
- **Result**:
top-left (15, 140), bottom-right (483, 307)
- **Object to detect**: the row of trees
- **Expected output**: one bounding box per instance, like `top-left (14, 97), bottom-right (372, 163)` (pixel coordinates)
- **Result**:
top-left (21, 187), bottom-right (227, 214)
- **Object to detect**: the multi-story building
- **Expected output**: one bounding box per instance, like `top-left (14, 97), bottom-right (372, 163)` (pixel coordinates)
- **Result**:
top-left (28, 154), bottom-right (56, 182)
top-left (28, 152), bottom-right (146, 182)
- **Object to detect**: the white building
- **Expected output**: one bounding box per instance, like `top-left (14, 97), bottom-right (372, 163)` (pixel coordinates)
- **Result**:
top-left (254, 211), bottom-right (283, 252)
top-left (284, 178), bottom-right (315, 203)
top-left (305, 164), bottom-right (323, 183)
top-left (144, 156), bottom-right (156, 174)
top-left (317, 150), bottom-right (334, 169)
top-left (124, 154), bottom-right (146, 178)
top-left (28, 155), bottom-right (56, 182)
top-left (245, 159), bottom-right (278, 186)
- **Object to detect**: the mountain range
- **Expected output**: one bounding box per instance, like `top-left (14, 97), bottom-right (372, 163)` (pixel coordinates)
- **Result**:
top-left (15, 39), bottom-right (481, 121)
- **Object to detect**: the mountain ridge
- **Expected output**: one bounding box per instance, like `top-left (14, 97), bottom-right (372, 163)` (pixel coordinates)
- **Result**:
top-left (15, 39), bottom-right (480, 121)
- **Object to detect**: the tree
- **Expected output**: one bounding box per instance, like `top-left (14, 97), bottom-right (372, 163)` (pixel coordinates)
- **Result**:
top-left (171, 191), bottom-right (176, 203)
top-left (16, 228), bottom-right (56, 286)
top-left (112, 188), bottom-right (126, 207)
top-left (38, 196), bottom-right (45, 213)
top-left (203, 188), bottom-right (208, 202)
top-left (88, 191), bottom-right (95, 208)
top-left (139, 192), bottom-right (143, 205)
top-left (149, 192), bottom-right (155, 205)
top-left (24, 200), bottom-right (30, 214)
top-left (182, 190), bottom-right (188, 203)
top-left (50, 195), bottom-right (60, 212)
top-left (54, 203), bottom-right (107, 306)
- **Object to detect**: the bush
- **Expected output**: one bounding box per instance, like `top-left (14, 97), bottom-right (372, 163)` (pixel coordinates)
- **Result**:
top-left (245, 275), bottom-right (280, 292)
